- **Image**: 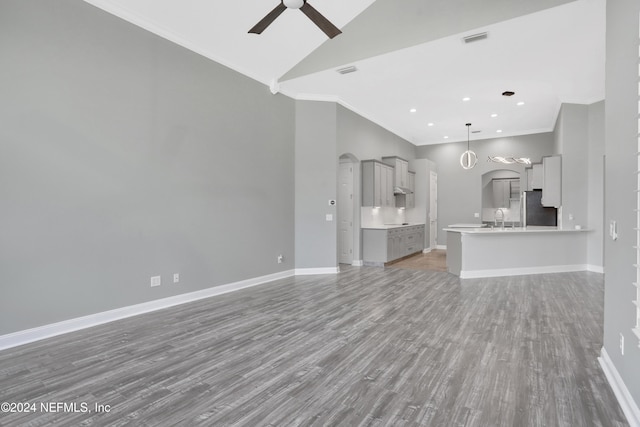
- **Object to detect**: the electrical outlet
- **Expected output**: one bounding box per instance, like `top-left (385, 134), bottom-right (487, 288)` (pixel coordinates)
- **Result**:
top-left (620, 333), bottom-right (625, 355)
top-left (150, 275), bottom-right (161, 287)
top-left (277, 254), bottom-right (283, 264)
top-left (173, 273), bottom-right (180, 284)
top-left (474, 213), bottom-right (480, 218)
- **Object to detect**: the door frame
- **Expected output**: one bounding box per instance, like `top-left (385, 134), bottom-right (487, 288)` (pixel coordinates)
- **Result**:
top-left (338, 154), bottom-right (361, 266)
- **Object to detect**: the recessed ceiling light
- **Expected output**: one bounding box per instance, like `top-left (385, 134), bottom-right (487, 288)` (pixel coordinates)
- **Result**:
top-left (427, 123), bottom-right (434, 127)
top-left (462, 97), bottom-right (471, 102)
top-left (491, 113), bottom-right (498, 118)
top-left (517, 101), bottom-right (525, 106)
top-left (409, 108), bottom-right (417, 113)
top-left (497, 129), bottom-right (503, 133)
top-left (444, 136), bottom-right (449, 139)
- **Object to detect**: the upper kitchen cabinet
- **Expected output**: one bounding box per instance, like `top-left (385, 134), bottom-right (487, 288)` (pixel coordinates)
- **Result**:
top-left (382, 156), bottom-right (409, 189)
top-left (541, 155), bottom-right (562, 208)
top-left (406, 171), bottom-right (416, 209)
top-left (531, 163), bottom-right (543, 190)
top-left (491, 178), bottom-right (520, 209)
top-left (362, 160), bottom-right (394, 207)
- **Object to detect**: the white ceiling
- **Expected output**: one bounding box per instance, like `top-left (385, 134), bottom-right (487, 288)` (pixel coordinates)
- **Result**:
top-left (83, 0), bottom-right (605, 146)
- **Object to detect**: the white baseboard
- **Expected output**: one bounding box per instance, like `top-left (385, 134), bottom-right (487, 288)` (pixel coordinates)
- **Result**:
top-left (0, 269), bottom-right (295, 352)
top-left (352, 260), bottom-right (364, 267)
top-left (587, 264), bottom-right (605, 274)
top-left (294, 267), bottom-right (340, 275)
top-left (436, 245), bottom-right (447, 250)
top-left (423, 248), bottom-right (432, 254)
top-left (598, 347), bottom-right (640, 427)
top-left (460, 264), bottom-right (589, 279)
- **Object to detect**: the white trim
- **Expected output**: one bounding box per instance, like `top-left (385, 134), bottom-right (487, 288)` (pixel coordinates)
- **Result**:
top-left (460, 264), bottom-right (588, 279)
top-left (294, 267), bottom-right (340, 275)
top-left (587, 264), bottom-right (605, 274)
top-left (422, 248), bottom-right (432, 254)
top-left (436, 245), bottom-right (447, 250)
top-left (598, 347), bottom-right (640, 427)
top-left (352, 260), bottom-right (364, 267)
top-left (0, 269), bottom-right (294, 351)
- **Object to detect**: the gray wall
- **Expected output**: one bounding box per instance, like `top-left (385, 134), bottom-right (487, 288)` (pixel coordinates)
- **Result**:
top-left (294, 101), bottom-right (338, 269)
top-left (416, 133), bottom-right (555, 245)
top-left (0, 0), bottom-right (295, 335)
top-left (293, 102), bottom-right (418, 268)
top-left (336, 106), bottom-right (417, 162)
top-left (604, 0), bottom-right (640, 406)
top-left (587, 101), bottom-right (605, 269)
top-left (553, 104), bottom-right (589, 230)
top-left (336, 105), bottom-right (419, 259)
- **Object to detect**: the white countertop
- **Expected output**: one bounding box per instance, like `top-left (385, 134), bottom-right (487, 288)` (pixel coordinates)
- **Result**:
top-left (362, 223), bottom-right (426, 230)
top-left (444, 226), bottom-right (589, 234)
top-left (447, 223), bottom-right (487, 228)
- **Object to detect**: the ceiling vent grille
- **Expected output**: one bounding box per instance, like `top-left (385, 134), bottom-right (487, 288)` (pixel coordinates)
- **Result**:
top-left (463, 32), bottom-right (488, 44)
top-left (336, 65), bottom-right (358, 75)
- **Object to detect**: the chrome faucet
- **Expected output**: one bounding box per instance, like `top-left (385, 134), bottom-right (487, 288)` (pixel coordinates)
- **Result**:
top-left (494, 208), bottom-right (505, 230)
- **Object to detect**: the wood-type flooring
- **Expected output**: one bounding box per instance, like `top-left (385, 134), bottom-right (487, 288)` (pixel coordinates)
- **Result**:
top-left (0, 267), bottom-right (628, 426)
top-left (387, 250), bottom-right (447, 272)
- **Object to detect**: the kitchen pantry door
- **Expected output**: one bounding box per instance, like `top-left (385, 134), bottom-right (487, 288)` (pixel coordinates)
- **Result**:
top-left (338, 162), bottom-right (354, 264)
top-left (429, 171), bottom-right (438, 249)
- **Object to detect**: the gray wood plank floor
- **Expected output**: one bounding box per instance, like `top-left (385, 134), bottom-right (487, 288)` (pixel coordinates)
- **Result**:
top-left (0, 267), bottom-right (628, 426)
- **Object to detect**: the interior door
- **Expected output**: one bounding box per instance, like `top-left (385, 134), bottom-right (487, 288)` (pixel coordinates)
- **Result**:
top-left (429, 171), bottom-right (438, 249)
top-left (338, 162), bottom-right (354, 264)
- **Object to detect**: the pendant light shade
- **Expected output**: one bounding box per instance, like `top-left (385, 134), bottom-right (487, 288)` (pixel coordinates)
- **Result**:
top-left (460, 123), bottom-right (477, 169)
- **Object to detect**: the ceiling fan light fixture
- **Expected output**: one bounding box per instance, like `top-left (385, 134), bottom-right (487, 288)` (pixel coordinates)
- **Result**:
top-left (284, 0), bottom-right (304, 9)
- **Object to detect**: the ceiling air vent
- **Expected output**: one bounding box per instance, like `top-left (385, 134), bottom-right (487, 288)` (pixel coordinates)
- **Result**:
top-left (472, 130), bottom-right (482, 134)
top-left (336, 65), bottom-right (358, 75)
top-left (463, 32), bottom-right (488, 44)
top-left (502, 91), bottom-right (515, 96)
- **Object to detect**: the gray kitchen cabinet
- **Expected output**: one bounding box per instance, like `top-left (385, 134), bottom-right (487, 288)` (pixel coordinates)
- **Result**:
top-left (492, 179), bottom-right (510, 208)
top-left (382, 156), bottom-right (409, 188)
top-left (531, 163), bottom-right (543, 190)
top-left (492, 178), bottom-right (520, 209)
top-left (541, 155), bottom-right (562, 208)
top-left (384, 164), bottom-right (394, 206)
top-left (406, 171), bottom-right (416, 209)
top-left (362, 160), bottom-right (395, 207)
top-left (525, 167), bottom-right (533, 191)
top-left (362, 225), bottom-right (425, 265)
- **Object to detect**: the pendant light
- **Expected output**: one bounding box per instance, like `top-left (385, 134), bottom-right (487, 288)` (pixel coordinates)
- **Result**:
top-left (460, 123), bottom-right (477, 169)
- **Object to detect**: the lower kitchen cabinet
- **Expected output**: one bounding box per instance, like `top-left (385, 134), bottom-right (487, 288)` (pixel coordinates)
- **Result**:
top-left (362, 225), bottom-right (425, 265)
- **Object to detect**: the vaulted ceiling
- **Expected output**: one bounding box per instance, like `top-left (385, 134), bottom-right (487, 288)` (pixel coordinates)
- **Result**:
top-left (83, 0), bottom-right (605, 145)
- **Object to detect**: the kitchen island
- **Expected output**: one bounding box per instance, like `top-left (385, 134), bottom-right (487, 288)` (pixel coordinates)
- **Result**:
top-left (444, 226), bottom-right (592, 278)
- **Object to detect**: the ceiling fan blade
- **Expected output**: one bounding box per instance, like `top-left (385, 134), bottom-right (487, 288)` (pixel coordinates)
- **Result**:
top-left (248, 2), bottom-right (287, 34)
top-left (299, 2), bottom-right (342, 39)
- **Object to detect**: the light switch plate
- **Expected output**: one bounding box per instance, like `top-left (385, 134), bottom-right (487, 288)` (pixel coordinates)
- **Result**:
top-left (609, 220), bottom-right (618, 241)
top-left (326, 214), bottom-right (333, 221)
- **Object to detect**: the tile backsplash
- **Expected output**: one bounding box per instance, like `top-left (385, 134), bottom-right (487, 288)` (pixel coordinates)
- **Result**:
top-left (361, 207), bottom-right (407, 227)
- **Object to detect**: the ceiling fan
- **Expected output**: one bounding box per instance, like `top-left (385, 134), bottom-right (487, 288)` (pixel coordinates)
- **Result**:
top-left (248, 0), bottom-right (342, 39)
